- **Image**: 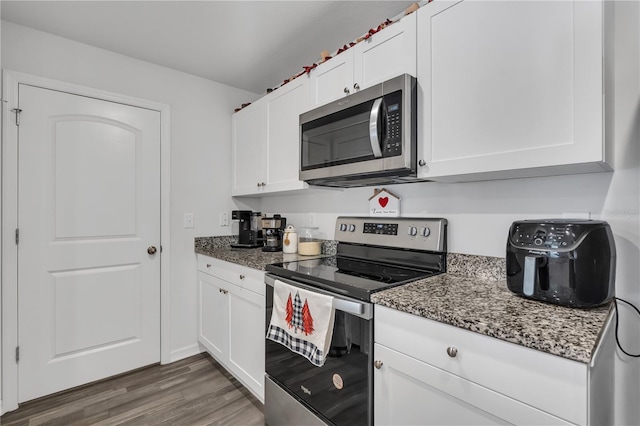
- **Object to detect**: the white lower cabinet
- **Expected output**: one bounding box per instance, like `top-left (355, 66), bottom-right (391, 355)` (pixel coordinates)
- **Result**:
top-left (197, 255), bottom-right (265, 402)
top-left (374, 306), bottom-right (614, 425)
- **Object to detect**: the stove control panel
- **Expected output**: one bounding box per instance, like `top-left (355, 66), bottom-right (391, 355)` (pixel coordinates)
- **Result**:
top-left (335, 217), bottom-right (447, 252)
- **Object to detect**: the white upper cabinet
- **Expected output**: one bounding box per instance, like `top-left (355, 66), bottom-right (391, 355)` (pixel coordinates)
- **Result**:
top-left (353, 12), bottom-right (417, 90)
top-left (266, 76), bottom-right (310, 193)
top-left (231, 77), bottom-right (310, 196)
top-left (416, 0), bottom-right (609, 181)
top-left (310, 48), bottom-right (355, 107)
top-left (310, 13), bottom-right (417, 107)
top-left (232, 102), bottom-right (268, 194)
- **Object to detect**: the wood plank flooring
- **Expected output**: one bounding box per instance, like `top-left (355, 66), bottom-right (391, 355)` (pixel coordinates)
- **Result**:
top-left (0, 353), bottom-right (264, 426)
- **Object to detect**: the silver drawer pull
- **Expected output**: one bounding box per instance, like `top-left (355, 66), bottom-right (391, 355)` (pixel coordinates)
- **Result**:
top-left (206, 264), bottom-right (211, 268)
top-left (374, 360), bottom-right (383, 369)
top-left (219, 288), bottom-right (228, 295)
top-left (239, 274), bottom-right (245, 280)
top-left (446, 347), bottom-right (458, 358)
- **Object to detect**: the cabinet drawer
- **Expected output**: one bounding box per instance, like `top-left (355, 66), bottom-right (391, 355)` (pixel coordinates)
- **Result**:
top-left (375, 306), bottom-right (587, 424)
top-left (197, 255), bottom-right (266, 295)
top-left (374, 343), bottom-right (572, 426)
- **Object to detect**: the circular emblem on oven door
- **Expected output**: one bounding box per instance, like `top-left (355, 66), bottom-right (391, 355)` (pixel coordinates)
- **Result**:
top-left (332, 373), bottom-right (344, 390)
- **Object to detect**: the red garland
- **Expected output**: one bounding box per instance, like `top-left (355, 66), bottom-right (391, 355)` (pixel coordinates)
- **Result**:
top-left (234, 17), bottom-right (398, 112)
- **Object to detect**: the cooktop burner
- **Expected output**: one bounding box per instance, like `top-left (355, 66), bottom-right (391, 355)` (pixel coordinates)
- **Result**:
top-left (266, 217), bottom-right (448, 301)
top-left (266, 256), bottom-right (439, 301)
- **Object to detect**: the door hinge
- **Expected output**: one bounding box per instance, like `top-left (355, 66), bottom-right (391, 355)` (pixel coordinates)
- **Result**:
top-left (15, 228), bottom-right (19, 245)
top-left (11, 108), bottom-right (22, 126)
top-left (15, 346), bottom-right (20, 363)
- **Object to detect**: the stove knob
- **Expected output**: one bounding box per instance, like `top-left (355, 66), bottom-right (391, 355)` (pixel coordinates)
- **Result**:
top-left (408, 226), bottom-right (417, 236)
top-left (340, 223), bottom-right (347, 232)
top-left (348, 224), bottom-right (356, 232)
top-left (421, 227), bottom-right (431, 237)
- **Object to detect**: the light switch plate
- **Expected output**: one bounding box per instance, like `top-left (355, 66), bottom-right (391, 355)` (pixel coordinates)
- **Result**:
top-left (184, 213), bottom-right (194, 228)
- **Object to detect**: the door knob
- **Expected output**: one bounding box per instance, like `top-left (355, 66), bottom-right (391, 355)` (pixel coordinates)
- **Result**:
top-left (374, 360), bottom-right (383, 369)
top-left (446, 347), bottom-right (458, 358)
top-left (147, 246), bottom-right (157, 255)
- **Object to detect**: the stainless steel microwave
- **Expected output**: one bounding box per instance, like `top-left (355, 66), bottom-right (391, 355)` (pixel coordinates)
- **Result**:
top-left (299, 74), bottom-right (417, 187)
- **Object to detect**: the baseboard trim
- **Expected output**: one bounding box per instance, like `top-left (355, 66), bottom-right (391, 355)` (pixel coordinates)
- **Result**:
top-left (169, 344), bottom-right (202, 363)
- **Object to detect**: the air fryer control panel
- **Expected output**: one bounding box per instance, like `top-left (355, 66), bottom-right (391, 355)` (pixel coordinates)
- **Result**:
top-left (509, 220), bottom-right (605, 251)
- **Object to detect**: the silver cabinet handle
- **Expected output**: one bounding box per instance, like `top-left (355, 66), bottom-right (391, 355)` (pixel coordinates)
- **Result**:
top-left (239, 274), bottom-right (245, 280)
top-left (344, 87), bottom-right (350, 94)
top-left (418, 159), bottom-right (427, 167)
top-left (353, 83), bottom-right (360, 90)
top-left (374, 360), bottom-right (383, 369)
top-left (446, 347), bottom-right (458, 358)
top-left (219, 288), bottom-right (228, 295)
top-left (206, 263), bottom-right (211, 268)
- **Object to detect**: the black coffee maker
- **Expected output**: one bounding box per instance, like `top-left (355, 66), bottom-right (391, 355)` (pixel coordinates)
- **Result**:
top-left (506, 219), bottom-right (616, 308)
top-left (231, 210), bottom-right (263, 248)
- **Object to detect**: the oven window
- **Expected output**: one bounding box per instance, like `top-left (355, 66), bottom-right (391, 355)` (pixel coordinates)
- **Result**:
top-left (301, 98), bottom-right (379, 170)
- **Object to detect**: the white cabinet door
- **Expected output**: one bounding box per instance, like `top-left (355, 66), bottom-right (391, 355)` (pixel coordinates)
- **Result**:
top-left (416, 0), bottom-right (607, 181)
top-left (373, 344), bottom-right (570, 426)
top-left (353, 13), bottom-right (417, 90)
top-left (197, 271), bottom-right (229, 361)
top-left (266, 76), bottom-right (310, 193)
top-left (228, 283), bottom-right (266, 401)
top-left (309, 49), bottom-right (354, 107)
top-left (232, 102), bottom-right (268, 195)
top-left (197, 256), bottom-right (266, 402)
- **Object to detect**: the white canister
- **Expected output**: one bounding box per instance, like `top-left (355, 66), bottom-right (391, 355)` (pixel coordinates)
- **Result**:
top-left (282, 225), bottom-right (298, 254)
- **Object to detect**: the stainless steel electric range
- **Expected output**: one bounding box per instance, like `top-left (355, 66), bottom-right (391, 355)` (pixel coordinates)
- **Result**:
top-left (264, 216), bottom-right (447, 426)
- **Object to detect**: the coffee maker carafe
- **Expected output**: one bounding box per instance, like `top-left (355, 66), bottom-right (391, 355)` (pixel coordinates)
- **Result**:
top-left (231, 210), bottom-right (263, 248)
top-left (261, 214), bottom-right (287, 252)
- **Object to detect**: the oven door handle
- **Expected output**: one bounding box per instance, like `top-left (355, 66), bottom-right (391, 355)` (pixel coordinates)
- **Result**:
top-left (265, 273), bottom-right (372, 320)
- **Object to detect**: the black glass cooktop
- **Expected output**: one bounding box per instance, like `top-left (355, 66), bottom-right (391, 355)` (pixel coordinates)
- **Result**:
top-left (266, 256), bottom-right (438, 301)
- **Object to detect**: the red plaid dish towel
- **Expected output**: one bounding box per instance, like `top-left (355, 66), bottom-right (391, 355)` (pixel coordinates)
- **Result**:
top-left (266, 280), bottom-right (335, 367)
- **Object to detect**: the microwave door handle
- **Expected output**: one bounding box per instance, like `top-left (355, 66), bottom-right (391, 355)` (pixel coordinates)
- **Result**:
top-left (369, 98), bottom-right (384, 158)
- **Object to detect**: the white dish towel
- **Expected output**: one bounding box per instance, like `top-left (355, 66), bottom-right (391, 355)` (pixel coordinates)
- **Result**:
top-left (266, 279), bottom-right (335, 367)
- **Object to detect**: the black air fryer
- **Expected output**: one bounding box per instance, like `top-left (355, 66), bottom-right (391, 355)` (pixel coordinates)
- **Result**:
top-left (506, 219), bottom-right (616, 308)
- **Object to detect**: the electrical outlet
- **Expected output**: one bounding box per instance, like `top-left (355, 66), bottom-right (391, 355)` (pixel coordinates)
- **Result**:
top-left (220, 212), bottom-right (229, 226)
top-left (184, 213), bottom-right (194, 228)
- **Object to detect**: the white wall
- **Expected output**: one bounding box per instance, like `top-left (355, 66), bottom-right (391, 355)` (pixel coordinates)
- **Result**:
top-left (0, 21), bottom-right (257, 361)
top-left (259, 2), bottom-right (640, 424)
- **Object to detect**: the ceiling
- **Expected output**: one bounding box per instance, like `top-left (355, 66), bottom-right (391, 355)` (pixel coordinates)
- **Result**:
top-left (1, 0), bottom-right (416, 94)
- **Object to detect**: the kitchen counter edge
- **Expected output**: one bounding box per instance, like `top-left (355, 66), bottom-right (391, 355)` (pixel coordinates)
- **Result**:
top-left (371, 273), bottom-right (612, 364)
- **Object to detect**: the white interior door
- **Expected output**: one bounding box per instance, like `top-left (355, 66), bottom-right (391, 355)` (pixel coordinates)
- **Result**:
top-left (17, 84), bottom-right (161, 402)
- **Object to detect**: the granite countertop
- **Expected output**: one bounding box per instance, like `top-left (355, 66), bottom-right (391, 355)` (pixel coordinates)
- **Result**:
top-left (195, 236), bottom-right (333, 271)
top-left (195, 236), bottom-right (611, 364)
top-left (371, 274), bottom-right (612, 364)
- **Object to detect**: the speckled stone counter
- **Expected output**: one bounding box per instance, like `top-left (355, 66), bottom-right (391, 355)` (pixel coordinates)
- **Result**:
top-left (195, 236), bottom-right (333, 271)
top-left (371, 274), bottom-right (612, 364)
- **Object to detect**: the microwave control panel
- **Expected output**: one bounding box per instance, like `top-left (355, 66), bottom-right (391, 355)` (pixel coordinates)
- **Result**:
top-left (384, 91), bottom-right (403, 157)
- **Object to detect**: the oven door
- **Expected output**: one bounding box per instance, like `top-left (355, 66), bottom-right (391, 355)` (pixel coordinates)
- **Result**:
top-left (265, 274), bottom-right (373, 426)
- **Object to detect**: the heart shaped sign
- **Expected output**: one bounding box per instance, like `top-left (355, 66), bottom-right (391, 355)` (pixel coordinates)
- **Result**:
top-left (378, 197), bottom-right (389, 208)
